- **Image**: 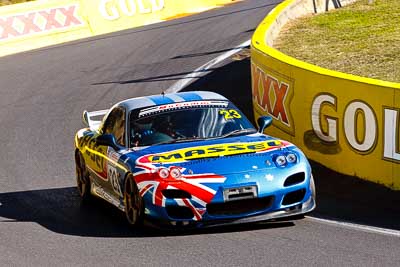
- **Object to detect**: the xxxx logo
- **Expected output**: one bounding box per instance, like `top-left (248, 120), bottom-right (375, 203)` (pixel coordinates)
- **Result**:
top-left (251, 62), bottom-right (294, 135)
top-left (0, 5), bottom-right (83, 41)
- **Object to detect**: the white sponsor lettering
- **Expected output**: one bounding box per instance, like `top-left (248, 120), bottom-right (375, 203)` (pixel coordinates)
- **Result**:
top-left (384, 108), bottom-right (400, 161)
top-left (92, 182), bottom-right (123, 210)
top-left (99, 0), bottom-right (164, 21)
top-left (312, 93), bottom-right (399, 161)
top-left (311, 94), bottom-right (337, 142)
top-left (150, 0), bottom-right (164, 12)
top-left (99, 0), bottom-right (119, 20)
top-left (138, 101), bottom-right (228, 117)
top-left (120, 0), bottom-right (137, 16)
top-left (344, 101), bottom-right (377, 152)
top-left (137, 0), bottom-right (151, 13)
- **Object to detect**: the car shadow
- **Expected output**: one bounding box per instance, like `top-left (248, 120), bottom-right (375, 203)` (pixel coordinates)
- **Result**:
top-left (0, 186), bottom-right (294, 238)
top-left (91, 68), bottom-right (218, 85)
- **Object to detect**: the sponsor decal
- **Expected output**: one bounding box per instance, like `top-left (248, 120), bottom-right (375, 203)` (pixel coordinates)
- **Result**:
top-left (92, 182), bottom-right (124, 210)
top-left (251, 62), bottom-right (294, 135)
top-left (219, 109), bottom-right (242, 120)
top-left (383, 107), bottom-right (400, 162)
top-left (79, 134), bottom-right (106, 176)
top-left (137, 140), bottom-right (289, 164)
top-left (99, 0), bottom-right (165, 21)
top-left (78, 134), bottom-right (127, 181)
top-left (108, 164), bottom-right (122, 196)
top-left (108, 148), bottom-right (120, 163)
top-left (0, 5), bottom-right (83, 42)
top-left (311, 93), bottom-right (400, 162)
top-left (138, 100), bottom-right (228, 117)
top-left (107, 147), bottom-right (123, 196)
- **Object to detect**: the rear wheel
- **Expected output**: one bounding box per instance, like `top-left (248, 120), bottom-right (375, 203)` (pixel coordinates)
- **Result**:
top-left (75, 151), bottom-right (91, 200)
top-left (124, 174), bottom-right (144, 227)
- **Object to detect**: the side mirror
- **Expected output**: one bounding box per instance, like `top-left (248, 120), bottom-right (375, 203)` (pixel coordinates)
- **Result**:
top-left (96, 134), bottom-right (119, 150)
top-left (82, 110), bottom-right (89, 127)
top-left (257, 116), bottom-right (273, 133)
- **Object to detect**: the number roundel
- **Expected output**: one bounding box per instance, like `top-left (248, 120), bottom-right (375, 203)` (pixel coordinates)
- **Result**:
top-left (219, 109), bottom-right (242, 120)
top-left (108, 165), bottom-right (122, 196)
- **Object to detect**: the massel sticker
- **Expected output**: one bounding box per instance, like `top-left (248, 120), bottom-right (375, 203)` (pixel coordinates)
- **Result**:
top-left (147, 141), bottom-right (286, 163)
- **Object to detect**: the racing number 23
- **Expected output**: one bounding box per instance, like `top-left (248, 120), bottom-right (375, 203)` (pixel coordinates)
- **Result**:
top-left (219, 109), bottom-right (241, 120)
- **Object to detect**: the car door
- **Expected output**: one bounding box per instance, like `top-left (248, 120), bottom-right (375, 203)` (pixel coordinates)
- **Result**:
top-left (100, 106), bottom-right (127, 200)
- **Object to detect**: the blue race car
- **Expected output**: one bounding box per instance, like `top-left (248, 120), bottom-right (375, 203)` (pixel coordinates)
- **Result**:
top-left (74, 91), bottom-right (315, 227)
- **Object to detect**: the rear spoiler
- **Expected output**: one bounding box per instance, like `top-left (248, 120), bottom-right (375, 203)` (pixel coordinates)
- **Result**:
top-left (82, 109), bottom-right (108, 131)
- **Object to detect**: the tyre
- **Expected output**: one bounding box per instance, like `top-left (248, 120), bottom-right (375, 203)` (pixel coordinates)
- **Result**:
top-left (75, 151), bottom-right (91, 200)
top-left (123, 174), bottom-right (144, 227)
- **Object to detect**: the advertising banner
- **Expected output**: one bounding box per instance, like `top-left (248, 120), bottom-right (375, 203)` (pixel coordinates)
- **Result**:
top-left (0, 0), bottom-right (91, 56)
top-left (0, 0), bottom-right (240, 56)
top-left (251, 0), bottom-right (400, 189)
top-left (81, 0), bottom-right (240, 35)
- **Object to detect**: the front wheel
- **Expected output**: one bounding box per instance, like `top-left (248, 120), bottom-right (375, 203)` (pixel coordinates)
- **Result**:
top-left (75, 151), bottom-right (91, 200)
top-left (123, 174), bottom-right (144, 227)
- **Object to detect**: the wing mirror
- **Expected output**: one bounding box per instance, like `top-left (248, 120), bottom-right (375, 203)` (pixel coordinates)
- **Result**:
top-left (257, 116), bottom-right (273, 133)
top-left (96, 134), bottom-right (119, 150)
top-left (82, 110), bottom-right (89, 127)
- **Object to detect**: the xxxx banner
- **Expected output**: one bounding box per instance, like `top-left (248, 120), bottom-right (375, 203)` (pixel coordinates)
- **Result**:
top-left (0, 0), bottom-right (91, 56)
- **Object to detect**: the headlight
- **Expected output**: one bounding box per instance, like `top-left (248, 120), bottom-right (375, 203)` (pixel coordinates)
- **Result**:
top-left (275, 155), bottom-right (286, 166)
top-left (286, 153), bottom-right (297, 163)
top-left (170, 167), bottom-right (182, 179)
top-left (157, 168), bottom-right (169, 179)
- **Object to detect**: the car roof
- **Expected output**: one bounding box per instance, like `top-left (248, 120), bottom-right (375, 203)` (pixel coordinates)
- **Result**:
top-left (116, 91), bottom-right (228, 112)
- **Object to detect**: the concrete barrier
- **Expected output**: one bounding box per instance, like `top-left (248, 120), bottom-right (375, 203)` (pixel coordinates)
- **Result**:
top-left (0, 0), bottom-right (241, 57)
top-left (251, 0), bottom-right (400, 190)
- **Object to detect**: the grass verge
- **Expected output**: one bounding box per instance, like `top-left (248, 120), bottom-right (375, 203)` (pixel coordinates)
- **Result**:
top-left (274, 0), bottom-right (400, 83)
top-left (0, 0), bottom-right (34, 6)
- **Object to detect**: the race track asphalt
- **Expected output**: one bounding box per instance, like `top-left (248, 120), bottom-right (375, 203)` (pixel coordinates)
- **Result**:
top-left (0, 0), bottom-right (399, 266)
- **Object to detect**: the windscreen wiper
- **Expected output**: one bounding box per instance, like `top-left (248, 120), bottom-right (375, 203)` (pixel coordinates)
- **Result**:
top-left (156, 136), bottom-right (207, 145)
top-left (220, 128), bottom-right (257, 138)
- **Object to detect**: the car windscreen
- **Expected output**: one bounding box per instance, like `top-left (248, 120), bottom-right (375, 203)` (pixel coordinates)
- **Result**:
top-left (129, 103), bottom-right (255, 147)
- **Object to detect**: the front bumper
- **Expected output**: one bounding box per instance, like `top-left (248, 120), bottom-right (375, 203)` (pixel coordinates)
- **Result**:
top-left (145, 193), bottom-right (316, 229)
top-left (143, 167), bottom-right (316, 228)
top-left (199, 193), bottom-right (316, 228)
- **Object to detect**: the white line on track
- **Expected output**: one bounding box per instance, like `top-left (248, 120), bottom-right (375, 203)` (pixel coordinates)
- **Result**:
top-left (167, 39), bottom-right (251, 93)
top-left (166, 38), bottom-right (400, 238)
top-left (307, 216), bottom-right (400, 237)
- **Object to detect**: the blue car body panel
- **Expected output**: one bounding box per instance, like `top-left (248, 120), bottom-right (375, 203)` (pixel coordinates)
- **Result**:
top-left (74, 91), bottom-right (316, 227)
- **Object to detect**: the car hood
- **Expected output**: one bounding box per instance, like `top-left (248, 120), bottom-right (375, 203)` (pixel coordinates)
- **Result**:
top-left (124, 133), bottom-right (302, 175)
